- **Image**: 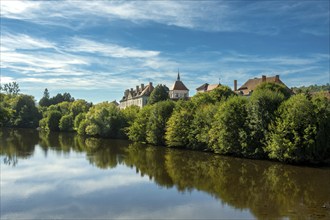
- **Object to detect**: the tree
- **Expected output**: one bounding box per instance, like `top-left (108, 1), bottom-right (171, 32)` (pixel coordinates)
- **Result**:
top-left (39, 88), bottom-right (51, 107)
top-left (189, 104), bottom-right (218, 150)
top-left (59, 114), bottom-right (74, 132)
top-left (266, 94), bottom-right (323, 163)
top-left (70, 99), bottom-right (92, 118)
top-left (1, 82), bottom-right (20, 95)
top-left (209, 96), bottom-right (249, 156)
top-left (191, 85), bottom-right (235, 105)
top-left (146, 100), bottom-right (175, 145)
top-left (46, 110), bottom-right (62, 131)
top-left (165, 101), bottom-right (195, 147)
top-left (11, 95), bottom-right (40, 128)
top-left (246, 86), bottom-right (287, 158)
top-left (82, 102), bottom-right (126, 138)
top-left (148, 84), bottom-right (169, 105)
top-left (127, 105), bottom-right (152, 143)
top-left (122, 105), bottom-right (140, 126)
top-left (312, 93), bottom-right (330, 162)
top-left (255, 82), bottom-right (292, 99)
top-left (74, 113), bottom-right (86, 131)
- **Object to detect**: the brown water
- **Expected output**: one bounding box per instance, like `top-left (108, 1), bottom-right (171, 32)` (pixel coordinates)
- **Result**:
top-left (1, 128), bottom-right (329, 219)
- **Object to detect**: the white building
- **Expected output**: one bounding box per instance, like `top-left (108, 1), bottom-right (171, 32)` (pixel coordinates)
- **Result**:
top-left (119, 82), bottom-right (154, 109)
top-left (169, 72), bottom-right (189, 100)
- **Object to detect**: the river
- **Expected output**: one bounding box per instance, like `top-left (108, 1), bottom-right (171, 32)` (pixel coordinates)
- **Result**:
top-left (1, 128), bottom-right (329, 219)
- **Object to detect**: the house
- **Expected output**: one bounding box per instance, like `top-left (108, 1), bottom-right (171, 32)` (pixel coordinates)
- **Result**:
top-left (119, 82), bottom-right (154, 109)
top-left (196, 83), bottom-right (220, 93)
top-left (169, 72), bottom-right (189, 100)
top-left (234, 75), bottom-right (291, 96)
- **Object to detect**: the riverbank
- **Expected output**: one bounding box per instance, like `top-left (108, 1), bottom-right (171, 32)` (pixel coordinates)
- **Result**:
top-left (1, 83), bottom-right (329, 165)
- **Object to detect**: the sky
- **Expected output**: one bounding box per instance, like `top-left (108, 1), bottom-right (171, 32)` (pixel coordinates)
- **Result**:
top-left (1, 0), bottom-right (329, 103)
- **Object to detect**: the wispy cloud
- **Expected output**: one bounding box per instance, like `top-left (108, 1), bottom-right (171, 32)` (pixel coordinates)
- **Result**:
top-left (67, 37), bottom-right (160, 58)
top-left (1, 1), bottom-right (328, 35)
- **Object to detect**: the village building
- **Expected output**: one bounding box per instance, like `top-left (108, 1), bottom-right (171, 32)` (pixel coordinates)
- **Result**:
top-left (234, 75), bottom-right (291, 96)
top-left (119, 82), bottom-right (154, 109)
top-left (169, 72), bottom-right (189, 100)
top-left (196, 83), bottom-right (220, 93)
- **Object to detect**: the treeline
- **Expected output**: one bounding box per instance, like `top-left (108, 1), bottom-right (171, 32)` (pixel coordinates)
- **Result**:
top-left (1, 82), bottom-right (329, 164)
top-left (292, 83), bottom-right (330, 93)
top-left (126, 84), bottom-right (330, 164)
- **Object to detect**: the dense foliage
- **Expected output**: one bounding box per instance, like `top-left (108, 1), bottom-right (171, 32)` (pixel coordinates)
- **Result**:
top-left (0, 84), bottom-right (40, 128)
top-left (292, 83), bottom-right (330, 94)
top-left (147, 84), bottom-right (169, 105)
top-left (1, 82), bottom-right (329, 164)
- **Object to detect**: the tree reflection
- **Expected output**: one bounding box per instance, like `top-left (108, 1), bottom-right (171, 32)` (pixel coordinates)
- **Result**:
top-left (0, 128), bottom-right (38, 166)
top-left (1, 129), bottom-right (329, 219)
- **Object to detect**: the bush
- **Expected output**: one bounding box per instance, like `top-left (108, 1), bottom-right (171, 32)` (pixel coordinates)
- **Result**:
top-left (209, 96), bottom-right (249, 156)
top-left (266, 94), bottom-right (324, 163)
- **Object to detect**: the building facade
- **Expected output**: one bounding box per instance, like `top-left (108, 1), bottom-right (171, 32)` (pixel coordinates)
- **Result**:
top-left (234, 75), bottom-right (291, 96)
top-left (169, 72), bottom-right (189, 99)
top-left (119, 82), bottom-right (154, 109)
top-left (196, 83), bottom-right (220, 93)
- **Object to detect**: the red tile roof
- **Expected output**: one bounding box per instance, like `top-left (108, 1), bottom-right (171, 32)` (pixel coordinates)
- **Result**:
top-left (171, 80), bottom-right (189, 91)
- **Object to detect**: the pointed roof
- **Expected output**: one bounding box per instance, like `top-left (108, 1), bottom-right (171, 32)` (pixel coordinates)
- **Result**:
top-left (171, 71), bottom-right (189, 91)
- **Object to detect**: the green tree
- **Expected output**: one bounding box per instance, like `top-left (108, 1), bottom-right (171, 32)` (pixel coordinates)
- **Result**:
top-left (189, 104), bottom-right (218, 150)
top-left (191, 85), bottom-right (235, 105)
top-left (266, 94), bottom-right (323, 163)
top-left (127, 105), bottom-right (153, 143)
top-left (0, 94), bottom-right (13, 127)
top-left (122, 105), bottom-right (140, 126)
top-left (165, 101), bottom-right (195, 147)
top-left (209, 96), bottom-right (249, 156)
top-left (1, 82), bottom-right (20, 95)
top-left (148, 84), bottom-right (169, 105)
top-left (74, 113), bottom-right (86, 131)
top-left (39, 88), bottom-right (51, 107)
top-left (70, 99), bottom-right (92, 118)
top-left (46, 110), bottom-right (62, 131)
top-left (312, 93), bottom-right (330, 162)
top-left (59, 114), bottom-right (74, 132)
top-left (146, 100), bottom-right (175, 145)
top-left (11, 95), bottom-right (40, 128)
top-left (246, 86), bottom-right (287, 158)
top-left (256, 82), bottom-right (292, 99)
top-left (83, 102), bottom-right (126, 138)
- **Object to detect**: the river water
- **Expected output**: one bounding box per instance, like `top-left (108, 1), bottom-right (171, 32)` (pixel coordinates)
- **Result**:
top-left (1, 128), bottom-right (329, 219)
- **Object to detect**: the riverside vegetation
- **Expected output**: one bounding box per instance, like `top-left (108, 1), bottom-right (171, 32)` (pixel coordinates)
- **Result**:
top-left (1, 82), bottom-right (329, 164)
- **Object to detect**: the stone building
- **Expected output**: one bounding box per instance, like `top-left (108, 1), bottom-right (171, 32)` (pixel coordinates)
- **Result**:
top-left (169, 72), bottom-right (189, 100)
top-left (234, 75), bottom-right (291, 96)
top-left (196, 83), bottom-right (220, 93)
top-left (119, 82), bottom-right (154, 109)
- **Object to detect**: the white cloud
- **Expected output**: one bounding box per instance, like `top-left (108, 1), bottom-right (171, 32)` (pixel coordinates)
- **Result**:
top-left (68, 37), bottom-right (160, 58)
top-left (1, 1), bottom-right (328, 34)
top-left (1, 33), bottom-right (55, 51)
top-left (0, 76), bottom-right (16, 84)
top-left (0, 0), bottom-right (41, 19)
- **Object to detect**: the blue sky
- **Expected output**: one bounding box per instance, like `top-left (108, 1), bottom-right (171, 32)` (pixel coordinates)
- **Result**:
top-left (1, 0), bottom-right (329, 103)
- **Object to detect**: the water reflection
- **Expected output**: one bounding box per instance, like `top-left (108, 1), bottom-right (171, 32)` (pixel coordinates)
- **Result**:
top-left (1, 128), bottom-right (329, 219)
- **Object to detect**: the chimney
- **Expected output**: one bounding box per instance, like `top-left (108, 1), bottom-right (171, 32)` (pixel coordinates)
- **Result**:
top-left (234, 80), bottom-right (237, 91)
top-left (262, 75), bottom-right (266, 82)
top-left (125, 89), bottom-right (129, 97)
top-left (149, 82), bottom-right (153, 92)
top-left (275, 75), bottom-right (280, 83)
top-left (136, 85), bottom-right (139, 92)
top-left (130, 88), bottom-right (133, 93)
top-left (141, 83), bottom-right (144, 91)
